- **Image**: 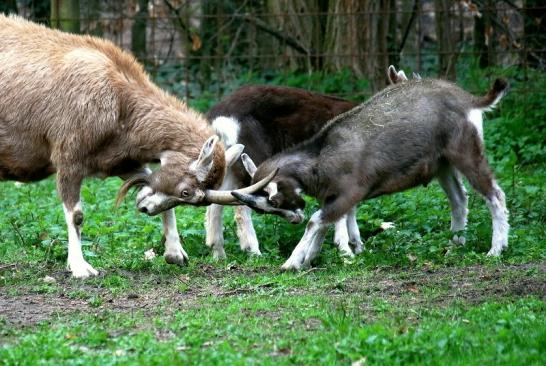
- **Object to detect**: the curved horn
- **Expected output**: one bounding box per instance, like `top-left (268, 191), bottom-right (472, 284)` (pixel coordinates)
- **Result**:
top-left (204, 168), bottom-right (278, 205)
top-left (115, 173), bottom-right (150, 207)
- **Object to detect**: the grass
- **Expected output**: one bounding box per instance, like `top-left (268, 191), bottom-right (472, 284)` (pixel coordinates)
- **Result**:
top-left (1, 67), bottom-right (545, 364)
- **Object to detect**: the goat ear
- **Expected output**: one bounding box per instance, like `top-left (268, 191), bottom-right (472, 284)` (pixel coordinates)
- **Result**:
top-left (225, 144), bottom-right (244, 168)
top-left (192, 135), bottom-right (218, 181)
top-left (397, 70), bottom-right (408, 81)
top-left (387, 65), bottom-right (398, 85)
top-left (196, 135), bottom-right (218, 167)
top-left (241, 153), bottom-right (257, 178)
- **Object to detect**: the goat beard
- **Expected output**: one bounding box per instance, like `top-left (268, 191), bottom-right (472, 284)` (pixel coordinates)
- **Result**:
top-left (115, 173), bottom-right (150, 207)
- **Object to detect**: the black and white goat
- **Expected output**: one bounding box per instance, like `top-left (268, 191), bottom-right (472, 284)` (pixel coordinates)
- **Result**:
top-left (205, 68), bottom-right (415, 259)
top-left (206, 85), bottom-right (359, 259)
top-left (235, 78), bottom-right (510, 270)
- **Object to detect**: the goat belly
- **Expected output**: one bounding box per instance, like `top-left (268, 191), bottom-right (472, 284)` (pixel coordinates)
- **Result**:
top-left (0, 165), bottom-right (55, 182)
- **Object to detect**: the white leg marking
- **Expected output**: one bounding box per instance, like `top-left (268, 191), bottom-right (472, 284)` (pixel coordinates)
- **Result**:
top-left (205, 204), bottom-right (226, 260)
top-left (346, 206), bottom-right (364, 254)
top-left (468, 109), bottom-right (484, 140)
top-left (235, 206), bottom-right (261, 256)
top-left (162, 209), bottom-right (188, 265)
top-left (282, 210), bottom-right (328, 271)
top-left (63, 202), bottom-right (98, 279)
top-left (439, 169), bottom-right (469, 245)
top-left (334, 215), bottom-right (353, 258)
top-left (486, 182), bottom-right (509, 256)
top-left (204, 169), bottom-right (239, 259)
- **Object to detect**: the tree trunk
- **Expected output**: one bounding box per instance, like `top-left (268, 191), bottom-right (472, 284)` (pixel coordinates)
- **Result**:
top-left (31, 0), bottom-right (50, 25)
top-left (473, 4), bottom-right (488, 68)
top-left (373, 0), bottom-right (390, 91)
top-left (324, 0), bottom-right (372, 77)
top-left (473, 0), bottom-right (496, 69)
top-left (0, 0), bottom-right (17, 15)
top-left (387, 0), bottom-right (399, 70)
top-left (434, 0), bottom-right (457, 80)
top-left (266, 0), bottom-right (318, 72)
top-left (51, 0), bottom-right (80, 34)
top-left (131, 0), bottom-right (149, 62)
top-left (84, 0), bottom-right (103, 37)
top-left (197, 0), bottom-right (218, 90)
top-left (524, 0), bottom-right (546, 68)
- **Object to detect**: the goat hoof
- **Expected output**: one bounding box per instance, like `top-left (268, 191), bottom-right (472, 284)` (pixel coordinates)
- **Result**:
top-left (486, 247), bottom-right (503, 257)
top-left (164, 248), bottom-right (189, 266)
top-left (339, 248), bottom-right (355, 258)
top-left (212, 247), bottom-right (227, 260)
top-left (69, 260), bottom-right (99, 279)
top-left (451, 234), bottom-right (466, 245)
top-left (352, 243), bottom-right (364, 255)
top-left (281, 260), bottom-right (303, 271)
top-left (243, 247), bottom-right (262, 257)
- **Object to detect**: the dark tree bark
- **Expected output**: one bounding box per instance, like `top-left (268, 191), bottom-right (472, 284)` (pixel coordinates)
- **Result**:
top-left (434, 0), bottom-right (458, 80)
top-left (132, 0), bottom-right (149, 62)
top-left (373, 0), bottom-right (390, 91)
top-left (31, 0), bottom-right (51, 25)
top-left (0, 0), bottom-right (17, 15)
top-left (387, 0), bottom-right (399, 70)
top-left (473, 5), bottom-right (488, 68)
top-left (84, 0), bottom-right (103, 37)
top-left (524, 0), bottom-right (546, 68)
top-left (266, 0), bottom-right (321, 72)
top-left (324, 0), bottom-right (372, 77)
top-left (51, 0), bottom-right (80, 34)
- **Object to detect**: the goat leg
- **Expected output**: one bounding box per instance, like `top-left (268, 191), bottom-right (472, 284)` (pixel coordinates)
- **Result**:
top-left (438, 167), bottom-right (468, 246)
top-left (334, 214), bottom-right (354, 258)
top-left (162, 209), bottom-right (188, 265)
top-left (57, 171), bottom-right (99, 278)
top-left (346, 206), bottom-right (364, 254)
top-left (281, 210), bottom-right (328, 271)
top-left (235, 206), bottom-right (261, 256)
top-left (205, 204), bottom-right (226, 260)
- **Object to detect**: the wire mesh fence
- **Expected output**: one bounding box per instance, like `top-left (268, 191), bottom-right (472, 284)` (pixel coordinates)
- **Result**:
top-left (4, 0), bottom-right (545, 103)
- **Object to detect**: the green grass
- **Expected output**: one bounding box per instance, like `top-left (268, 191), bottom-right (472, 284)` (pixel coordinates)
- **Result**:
top-left (1, 66), bottom-right (545, 364)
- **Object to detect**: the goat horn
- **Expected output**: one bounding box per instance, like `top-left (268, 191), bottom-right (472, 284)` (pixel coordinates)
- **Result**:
top-left (204, 168), bottom-right (278, 205)
top-left (115, 173), bottom-right (150, 207)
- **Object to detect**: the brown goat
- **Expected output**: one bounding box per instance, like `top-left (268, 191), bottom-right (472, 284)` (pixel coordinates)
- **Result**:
top-left (0, 15), bottom-right (270, 278)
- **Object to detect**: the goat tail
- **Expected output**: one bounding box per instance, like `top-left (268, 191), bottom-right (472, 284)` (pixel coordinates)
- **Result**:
top-left (115, 173), bottom-right (150, 208)
top-left (473, 78), bottom-right (509, 111)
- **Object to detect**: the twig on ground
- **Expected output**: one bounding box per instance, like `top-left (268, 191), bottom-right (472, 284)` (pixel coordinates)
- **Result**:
top-left (9, 220), bottom-right (26, 246)
top-left (0, 263), bottom-right (17, 271)
top-left (296, 267), bottom-right (324, 277)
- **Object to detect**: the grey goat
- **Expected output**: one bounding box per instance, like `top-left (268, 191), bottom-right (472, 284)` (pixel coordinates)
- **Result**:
top-left (235, 77), bottom-right (510, 270)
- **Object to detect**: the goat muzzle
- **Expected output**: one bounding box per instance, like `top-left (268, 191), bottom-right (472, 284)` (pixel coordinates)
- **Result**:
top-left (231, 191), bottom-right (305, 224)
top-left (204, 168), bottom-right (278, 205)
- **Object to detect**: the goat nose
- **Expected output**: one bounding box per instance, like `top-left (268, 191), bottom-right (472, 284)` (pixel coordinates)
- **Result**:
top-left (139, 206), bottom-right (148, 214)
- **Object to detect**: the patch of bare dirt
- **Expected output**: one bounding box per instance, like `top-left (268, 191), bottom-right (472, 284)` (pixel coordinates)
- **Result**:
top-left (344, 263), bottom-right (546, 306)
top-left (0, 262), bottom-right (544, 328)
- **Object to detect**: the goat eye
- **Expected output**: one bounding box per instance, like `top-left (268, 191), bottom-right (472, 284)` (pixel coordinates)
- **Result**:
top-left (181, 190), bottom-right (190, 197)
